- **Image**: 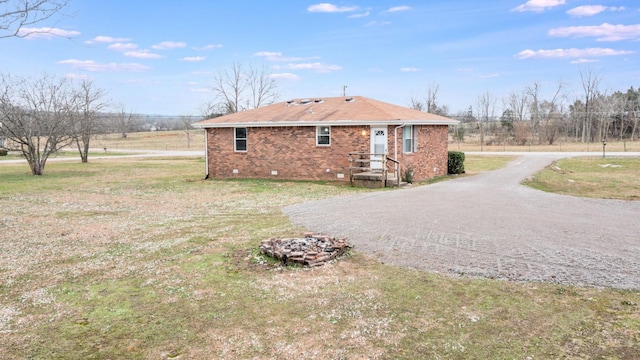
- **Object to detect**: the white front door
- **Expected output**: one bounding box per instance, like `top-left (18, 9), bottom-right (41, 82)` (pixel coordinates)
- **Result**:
top-left (370, 126), bottom-right (387, 170)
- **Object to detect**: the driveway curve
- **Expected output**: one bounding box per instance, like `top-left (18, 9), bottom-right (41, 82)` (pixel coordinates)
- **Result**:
top-left (284, 152), bottom-right (640, 289)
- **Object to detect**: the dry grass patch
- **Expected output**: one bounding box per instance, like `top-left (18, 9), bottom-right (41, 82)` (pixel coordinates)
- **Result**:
top-left (449, 138), bottom-right (640, 153)
top-left (91, 130), bottom-right (204, 152)
top-left (1, 157), bottom-right (639, 359)
top-left (463, 155), bottom-right (517, 174)
top-left (523, 157), bottom-right (640, 200)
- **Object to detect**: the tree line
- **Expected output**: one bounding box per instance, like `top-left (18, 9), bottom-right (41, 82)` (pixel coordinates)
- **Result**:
top-left (413, 73), bottom-right (640, 149)
top-left (0, 73), bottom-right (203, 175)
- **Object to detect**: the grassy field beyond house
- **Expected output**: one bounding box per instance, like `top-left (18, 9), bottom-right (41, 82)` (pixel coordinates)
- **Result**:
top-left (0, 152), bottom-right (639, 358)
top-left (523, 157), bottom-right (640, 200)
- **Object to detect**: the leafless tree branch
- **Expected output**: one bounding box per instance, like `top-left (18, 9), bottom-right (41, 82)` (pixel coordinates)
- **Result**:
top-left (0, 0), bottom-right (69, 39)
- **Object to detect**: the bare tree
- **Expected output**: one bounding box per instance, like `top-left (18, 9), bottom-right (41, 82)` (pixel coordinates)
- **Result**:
top-left (0, 73), bottom-right (75, 175)
top-left (540, 80), bottom-right (566, 145)
top-left (476, 91), bottom-right (497, 151)
top-left (504, 88), bottom-right (530, 145)
top-left (180, 115), bottom-right (193, 148)
top-left (409, 96), bottom-right (424, 111)
top-left (210, 61), bottom-right (278, 115)
top-left (579, 68), bottom-right (601, 142)
top-left (1, 0), bottom-right (69, 39)
top-left (71, 79), bottom-right (109, 163)
top-left (410, 82), bottom-right (449, 115)
top-left (111, 106), bottom-right (135, 139)
top-left (426, 82), bottom-right (439, 113)
top-left (629, 92), bottom-right (640, 141)
top-left (247, 65), bottom-right (279, 109)
top-left (525, 81), bottom-right (543, 144)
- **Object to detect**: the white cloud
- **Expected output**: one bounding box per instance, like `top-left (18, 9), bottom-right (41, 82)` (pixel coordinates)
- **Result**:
top-left (286, 62), bottom-right (342, 73)
top-left (549, 23), bottom-right (640, 41)
top-left (64, 73), bottom-right (90, 80)
top-left (385, 6), bottom-right (411, 13)
top-left (107, 43), bottom-right (138, 51)
top-left (254, 51), bottom-right (308, 62)
top-left (85, 35), bottom-right (130, 44)
top-left (511, 0), bottom-right (565, 13)
top-left (124, 50), bottom-right (164, 59)
top-left (566, 5), bottom-right (607, 17)
top-left (17, 27), bottom-right (80, 39)
top-left (477, 73), bottom-right (500, 79)
top-left (567, 5), bottom-right (626, 17)
top-left (515, 47), bottom-right (634, 59)
top-left (269, 73), bottom-right (300, 80)
top-left (151, 41), bottom-right (187, 50)
top-left (365, 21), bottom-right (392, 27)
top-left (254, 51), bottom-right (282, 57)
top-left (190, 87), bottom-right (212, 93)
top-left (307, 3), bottom-right (358, 13)
top-left (571, 58), bottom-right (600, 64)
top-left (193, 44), bottom-right (223, 50)
top-left (400, 67), bottom-right (420, 72)
top-left (348, 11), bottom-right (370, 18)
top-left (180, 56), bottom-right (206, 62)
top-left (58, 59), bottom-right (150, 72)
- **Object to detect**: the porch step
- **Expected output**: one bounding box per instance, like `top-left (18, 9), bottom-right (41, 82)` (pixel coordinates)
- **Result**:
top-left (351, 172), bottom-right (400, 188)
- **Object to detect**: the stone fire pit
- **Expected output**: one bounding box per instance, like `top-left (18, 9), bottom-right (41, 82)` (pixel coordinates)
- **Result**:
top-left (259, 232), bottom-right (350, 266)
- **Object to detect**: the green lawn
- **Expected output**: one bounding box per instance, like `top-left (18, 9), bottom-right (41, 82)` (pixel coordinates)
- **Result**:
top-left (523, 157), bottom-right (640, 201)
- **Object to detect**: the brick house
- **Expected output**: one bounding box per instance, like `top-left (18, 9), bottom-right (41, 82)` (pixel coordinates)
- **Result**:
top-left (193, 96), bottom-right (458, 186)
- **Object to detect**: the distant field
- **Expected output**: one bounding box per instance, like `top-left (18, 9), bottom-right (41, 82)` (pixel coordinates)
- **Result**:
top-left (91, 129), bottom-right (204, 152)
top-left (449, 136), bottom-right (640, 153)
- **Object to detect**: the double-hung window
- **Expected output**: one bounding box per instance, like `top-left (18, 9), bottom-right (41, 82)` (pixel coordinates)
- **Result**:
top-left (316, 126), bottom-right (330, 146)
top-left (234, 127), bottom-right (247, 152)
top-left (402, 126), bottom-right (413, 153)
top-left (402, 126), bottom-right (418, 153)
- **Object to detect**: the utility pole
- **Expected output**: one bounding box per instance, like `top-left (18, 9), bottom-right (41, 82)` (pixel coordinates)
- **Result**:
top-left (343, 85), bottom-right (347, 97)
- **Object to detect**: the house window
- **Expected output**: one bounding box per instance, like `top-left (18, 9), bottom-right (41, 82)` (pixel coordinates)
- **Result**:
top-left (402, 126), bottom-right (418, 153)
top-left (234, 127), bottom-right (247, 152)
top-left (403, 126), bottom-right (413, 153)
top-left (316, 126), bottom-right (330, 146)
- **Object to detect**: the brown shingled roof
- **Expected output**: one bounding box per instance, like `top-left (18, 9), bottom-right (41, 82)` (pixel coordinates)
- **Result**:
top-left (193, 96), bottom-right (458, 128)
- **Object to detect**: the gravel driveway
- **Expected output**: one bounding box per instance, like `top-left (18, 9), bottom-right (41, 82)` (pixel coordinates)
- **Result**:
top-left (284, 152), bottom-right (640, 289)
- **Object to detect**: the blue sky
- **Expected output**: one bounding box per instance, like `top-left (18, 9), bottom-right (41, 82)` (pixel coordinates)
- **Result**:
top-left (1, 0), bottom-right (639, 116)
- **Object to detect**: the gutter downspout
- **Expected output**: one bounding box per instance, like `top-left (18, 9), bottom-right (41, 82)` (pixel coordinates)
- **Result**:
top-left (393, 123), bottom-right (405, 186)
top-left (393, 123), bottom-right (405, 161)
top-left (203, 129), bottom-right (209, 179)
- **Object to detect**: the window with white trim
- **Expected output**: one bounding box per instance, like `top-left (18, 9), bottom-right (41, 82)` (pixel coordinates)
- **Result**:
top-left (402, 126), bottom-right (413, 153)
top-left (234, 127), bottom-right (247, 152)
top-left (316, 126), bottom-right (330, 146)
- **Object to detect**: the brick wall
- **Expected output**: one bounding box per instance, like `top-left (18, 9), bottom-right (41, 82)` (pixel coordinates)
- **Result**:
top-left (205, 124), bottom-right (450, 182)
top-left (206, 126), bottom-right (369, 181)
top-left (392, 125), bottom-right (449, 182)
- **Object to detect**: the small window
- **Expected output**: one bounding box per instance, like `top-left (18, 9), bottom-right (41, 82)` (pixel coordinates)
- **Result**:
top-left (235, 127), bottom-right (247, 152)
top-left (316, 126), bottom-right (330, 146)
top-left (402, 126), bottom-right (413, 153)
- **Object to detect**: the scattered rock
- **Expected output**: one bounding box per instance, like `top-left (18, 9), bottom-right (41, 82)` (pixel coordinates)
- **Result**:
top-left (259, 233), bottom-right (350, 267)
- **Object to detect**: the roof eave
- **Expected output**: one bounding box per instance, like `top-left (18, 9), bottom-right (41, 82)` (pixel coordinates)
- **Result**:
top-left (192, 119), bottom-right (459, 128)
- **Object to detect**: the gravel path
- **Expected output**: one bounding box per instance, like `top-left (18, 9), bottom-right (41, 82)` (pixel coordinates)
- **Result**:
top-left (284, 152), bottom-right (640, 289)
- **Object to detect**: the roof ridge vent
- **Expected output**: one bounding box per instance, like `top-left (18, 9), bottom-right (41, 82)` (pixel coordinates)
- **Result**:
top-left (314, 98), bottom-right (324, 103)
top-left (345, 97), bottom-right (355, 102)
